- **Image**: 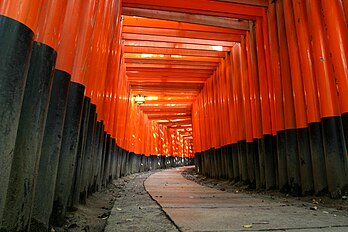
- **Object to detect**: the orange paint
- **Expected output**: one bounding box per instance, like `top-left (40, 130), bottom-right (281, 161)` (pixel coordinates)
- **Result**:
top-left (292, 0), bottom-right (321, 123)
top-left (55, 0), bottom-right (84, 74)
top-left (240, 36), bottom-right (254, 142)
top-left (255, 19), bottom-right (273, 135)
top-left (267, 3), bottom-right (285, 132)
top-left (321, 0), bottom-right (348, 114)
top-left (35, 0), bottom-right (68, 50)
top-left (275, 0), bottom-right (296, 130)
top-left (305, 0), bottom-right (341, 117)
top-left (0, 0), bottom-right (43, 31)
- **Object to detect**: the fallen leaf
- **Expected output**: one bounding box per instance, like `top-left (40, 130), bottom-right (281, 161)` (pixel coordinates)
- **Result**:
top-left (242, 224), bottom-right (253, 228)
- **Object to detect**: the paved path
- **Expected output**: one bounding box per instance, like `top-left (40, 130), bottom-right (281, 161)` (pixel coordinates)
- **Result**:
top-left (145, 166), bottom-right (348, 232)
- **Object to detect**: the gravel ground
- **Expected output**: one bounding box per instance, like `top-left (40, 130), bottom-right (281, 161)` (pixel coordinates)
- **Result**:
top-left (53, 170), bottom-right (178, 232)
top-left (104, 171), bottom-right (179, 232)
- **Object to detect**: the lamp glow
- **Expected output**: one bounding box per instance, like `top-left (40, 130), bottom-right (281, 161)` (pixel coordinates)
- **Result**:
top-left (134, 94), bottom-right (145, 104)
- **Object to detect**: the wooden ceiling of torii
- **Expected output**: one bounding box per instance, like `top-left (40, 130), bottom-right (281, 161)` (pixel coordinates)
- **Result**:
top-left (121, 0), bottom-right (268, 139)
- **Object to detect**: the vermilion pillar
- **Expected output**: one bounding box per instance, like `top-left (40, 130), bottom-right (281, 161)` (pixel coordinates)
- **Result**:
top-left (321, 0), bottom-right (348, 151)
top-left (257, 16), bottom-right (277, 190)
top-left (283, 0), bottom-right (314, 195)
top-left (275, 0), bottom-right (300, 195)
top-left (307, 0), bottom-right (348, 198)
top-left (292, 0), bottom-right (326, 195)
top-left (246, 27), bottom-right (263, 188)
top-left (267, 2), bottom-right (287, 191)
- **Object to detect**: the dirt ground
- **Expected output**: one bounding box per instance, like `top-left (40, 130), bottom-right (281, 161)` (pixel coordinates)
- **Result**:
top-left (53, 166), bottom-right (348, 232)
top-left (53, 170), bottom-right (178, 232)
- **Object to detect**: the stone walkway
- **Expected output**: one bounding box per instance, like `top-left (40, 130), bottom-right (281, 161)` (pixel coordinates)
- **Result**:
top-left (145, 166), bottom-right (348, 232)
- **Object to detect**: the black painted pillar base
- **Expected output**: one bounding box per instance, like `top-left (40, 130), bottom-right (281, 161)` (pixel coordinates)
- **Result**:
top-left (31, 70), bottom-right (70, 231)
top-left (231, 144), bottom-right (240, 182)
top-left (308, 122), bottom-right (327, 195)
top-left (81, 104), bottom-right (97, 203)
top-left (226, 144), bottom-right (234, 180)
top-left (195, 152), bottom-right (201, 174)
top-left (264, 134), bottom-right (276, 190)
top-left (285, 129), bottom-right (301, 196)
top-left (341, 112), bottom-right (348, 152)
top-left (322, 117), bottom-right (348, 198)
top-left (51, 82), bottom-right (85, 226)
top-left (71, 97), bottom-right (90, 208)
top-left (276, 130), bottom-right (288, 193)
top-left (297, 128), bottom-right (314, 196)
top-left (257, 138), bottom-right (266, 188)
top-left (238, 140), bottom-right (248, 184)
top-left (252, 139), bottom-right (261, 189)
top-left (3, 42), bottom-right (56, 231)
top-left (246, 142), bottom-right (256, 189)
top-left (0, 15), bottom-right (34, 223)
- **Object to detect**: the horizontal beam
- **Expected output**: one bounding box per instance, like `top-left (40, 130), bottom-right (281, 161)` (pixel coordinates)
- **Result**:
top-left (131, 82), bottom-right (204, 88)
top-left (124, 53), bottom-right (222, 62)
top-left (126, 63), bottom-right (216, 70)
top-left (159, 119), bottom-right (192, 125)
top-left (127, 71), bottom-right (210, 77)
top-left (148, 112), bottom-right (191, 114)
top-left (122, 8), bottom-right (249, 30)
top-left (124, 46), bottom-right (226, 57)
top-left (148, 115), bottom-right (192, 120)
top-left (123, 33), bottom-right (238, 46)
top-left (131, 90), bottom-right (198, 96)
top-left (128, 78), bottom-right (207, 83)
top-left (211, 0), bottom-right (268, 7)
top-left (131, 86), bottom-right (201, 93)
top-left (122, 0), bottom-right (263, 17)
top-left (123, 26), bottom-right (243, 42)
top-left (123, 16), bottom-right (244, 33)
top-left (124, 40), bottom-right (232, 51)
top-left (141, 108), bottom-right (192, 113)
top-left (125, 59), bottom-right (219, 67)
top-left (127, 68), bottom-right (213, 74)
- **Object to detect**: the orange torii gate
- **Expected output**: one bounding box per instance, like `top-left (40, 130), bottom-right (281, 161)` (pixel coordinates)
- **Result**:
top-left (0, 0), bottom-right (348, 231)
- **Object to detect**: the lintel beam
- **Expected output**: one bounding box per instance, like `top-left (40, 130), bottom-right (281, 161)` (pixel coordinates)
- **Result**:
top-left (124, 40), bottom-right (232, 52)
top-left (122, 7), bottom-right (250, 30)
top-left (211, 0), bottom-right (268, 7)
top-left (122, 0), bottom-right (263, 19)
top-left (123, 16), bottom-right (244, 34)
top-left (123, 26), bottom-right (244, 41)
top-left (124, 53), bottom-right (222, 63)
top-left (123, 33), bottom-right (238, 46)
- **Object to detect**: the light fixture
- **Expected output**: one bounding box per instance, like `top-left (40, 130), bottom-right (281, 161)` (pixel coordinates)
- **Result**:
top-left (134, 94), bottom-right (145, 104)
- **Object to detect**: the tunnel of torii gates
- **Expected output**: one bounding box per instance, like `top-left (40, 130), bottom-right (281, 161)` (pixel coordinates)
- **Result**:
top-left (0, 0), bottom-right (348, 231)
